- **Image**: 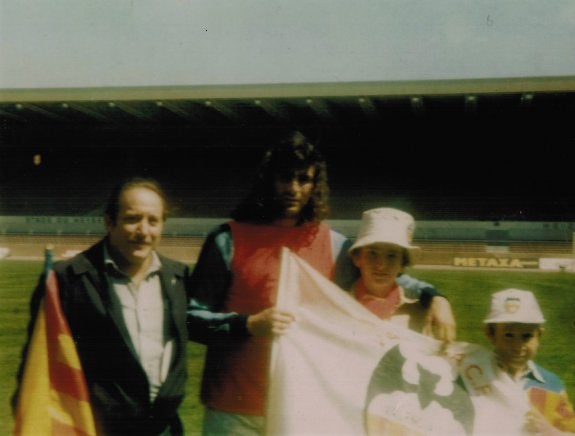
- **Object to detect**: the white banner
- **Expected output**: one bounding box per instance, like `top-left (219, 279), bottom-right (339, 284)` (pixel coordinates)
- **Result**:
top-left (266, 248), bottom-right (532, 435)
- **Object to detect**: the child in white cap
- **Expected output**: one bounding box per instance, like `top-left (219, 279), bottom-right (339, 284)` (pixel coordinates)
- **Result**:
top-left (484, 288), bottom-right (575, 434)
top-left (349, 207), bottom-right (456, 341)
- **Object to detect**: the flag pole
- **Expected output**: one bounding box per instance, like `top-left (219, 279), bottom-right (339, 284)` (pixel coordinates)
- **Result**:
top-left (44, 244), bottom-right (54, 275)
top-left (14, 243), bottom-right (98, 436)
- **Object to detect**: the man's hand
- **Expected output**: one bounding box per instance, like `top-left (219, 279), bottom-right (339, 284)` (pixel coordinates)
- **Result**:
top-left (247, 307), bottom-right (295, 336)
top-left (422, 296), bottom-right (456, 343)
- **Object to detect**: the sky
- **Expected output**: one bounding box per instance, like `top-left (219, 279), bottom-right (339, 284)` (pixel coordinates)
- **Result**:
top-left (1, 0), bottom-right (575, 89)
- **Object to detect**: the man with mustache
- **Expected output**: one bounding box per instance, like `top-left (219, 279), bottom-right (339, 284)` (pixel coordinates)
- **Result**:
top-left (14, 178), bottom-right (191, 435)
top-left (188, 132), bottom-right (454, 435)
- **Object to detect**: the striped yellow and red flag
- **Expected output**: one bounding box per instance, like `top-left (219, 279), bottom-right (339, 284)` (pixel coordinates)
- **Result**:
top-left (14, 248), bottom-right (97, 436)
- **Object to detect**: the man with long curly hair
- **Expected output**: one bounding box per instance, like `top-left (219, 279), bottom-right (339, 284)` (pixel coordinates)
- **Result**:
top-left (187, 132), bottom-right (450, 435)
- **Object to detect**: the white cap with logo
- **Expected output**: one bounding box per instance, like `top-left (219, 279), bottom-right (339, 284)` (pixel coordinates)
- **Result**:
top-left (348, 207), bottom-right (420, 266)
top-left (483, 288), bottom-right (545, 324)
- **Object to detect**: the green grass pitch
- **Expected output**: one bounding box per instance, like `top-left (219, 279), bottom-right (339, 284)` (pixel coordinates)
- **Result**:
top-left (1, 260), bottom-right (573, 435)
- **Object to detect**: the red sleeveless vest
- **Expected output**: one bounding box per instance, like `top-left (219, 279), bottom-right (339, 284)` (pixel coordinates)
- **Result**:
top-left (205, 221), bottom-right (334, 415)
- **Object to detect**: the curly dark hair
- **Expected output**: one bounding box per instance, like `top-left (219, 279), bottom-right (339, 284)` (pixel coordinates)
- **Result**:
top-left (231, 131), bottom-right (330, 224)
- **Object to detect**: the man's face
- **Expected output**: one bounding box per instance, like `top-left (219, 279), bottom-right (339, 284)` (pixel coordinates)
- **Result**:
top-left (488, 323), bottom-right (541, 373)
top-left (352, 243), bottom-right (404, 296)
top-left (105, 187), bottom-right (164, 270)
top-left (273, 166), bottom-right (316, 220)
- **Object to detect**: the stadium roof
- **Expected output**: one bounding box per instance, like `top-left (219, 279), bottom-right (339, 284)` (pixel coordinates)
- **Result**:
top-left (2, 1), bottom-right (574, 135)
top-left (1, 76), bottom-right (575, 222)
top-left (1, 76), bottom-right (574, 133)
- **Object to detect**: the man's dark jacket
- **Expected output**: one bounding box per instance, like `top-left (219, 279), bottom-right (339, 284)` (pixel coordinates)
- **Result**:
top-left (14, 239), bottom-right (190, 435)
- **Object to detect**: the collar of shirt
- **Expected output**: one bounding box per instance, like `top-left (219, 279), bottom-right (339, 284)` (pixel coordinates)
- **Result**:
top-left (352, 280), bottom-right (413, 303)
top-left (503, 360), bottom-right (546, 384)
top-left (522, 360), bottom-right (546, 384)
top-left (103, 243), bottom-right (162, 279)
top-left (352, 280), bottom-right (411, 319)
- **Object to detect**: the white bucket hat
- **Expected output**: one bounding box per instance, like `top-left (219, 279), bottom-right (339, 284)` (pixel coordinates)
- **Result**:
top-left (348, 207), bottom-right (420, 265)
top-left (483, 288), bottom-right (545, 324)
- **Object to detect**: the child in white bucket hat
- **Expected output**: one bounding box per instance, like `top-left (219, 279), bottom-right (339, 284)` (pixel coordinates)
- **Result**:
top-left (349, 208), bottom-right (456, 340)
top-left (349, 208), bottom-right (420, 265)
top-left (483, 288), bottom-right (575, 433)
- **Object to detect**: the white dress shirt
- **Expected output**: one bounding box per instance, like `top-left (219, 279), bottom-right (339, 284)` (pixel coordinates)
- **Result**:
top-left (105, 248), bottom-right (174, 401)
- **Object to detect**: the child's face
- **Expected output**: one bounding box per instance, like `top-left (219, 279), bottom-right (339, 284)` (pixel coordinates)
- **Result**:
top-left (352, 243), bottom-right (405, 295)
top-left (487, 323), bottom-right (541, 373)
